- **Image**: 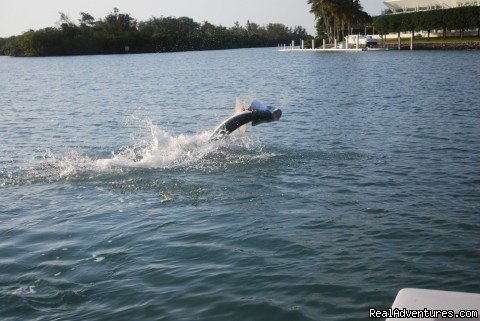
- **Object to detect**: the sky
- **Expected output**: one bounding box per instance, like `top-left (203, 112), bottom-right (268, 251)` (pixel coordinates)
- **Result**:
top-left (0, 0), bottom-right (386, 38)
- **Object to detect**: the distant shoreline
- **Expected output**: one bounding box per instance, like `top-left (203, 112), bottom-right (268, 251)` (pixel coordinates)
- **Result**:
top-left (0, 10), bottom-right (311, 58)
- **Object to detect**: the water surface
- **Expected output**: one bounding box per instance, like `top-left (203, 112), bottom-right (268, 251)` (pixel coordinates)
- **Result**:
top-left (1, 48), bottom-right (479, 320)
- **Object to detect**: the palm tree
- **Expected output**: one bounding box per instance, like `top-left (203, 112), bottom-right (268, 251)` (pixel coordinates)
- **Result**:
top-left (308, 0), bottom-right (333, 41)
top-left (308, 0), bottom-right (370, 43)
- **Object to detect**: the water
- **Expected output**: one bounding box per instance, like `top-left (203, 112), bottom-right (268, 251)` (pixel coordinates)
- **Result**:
top-left (1, 48), bottom-right (479, 320)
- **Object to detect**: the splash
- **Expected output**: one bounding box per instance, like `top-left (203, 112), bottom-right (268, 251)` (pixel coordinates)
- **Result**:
top-left (12, 285), bottom-right (36, 296)
top-left (1, 121), bottom-right (273, 186)
top-left (92, 121), bottom-right (270, 172)
top-left (95, 123), bottom-right (217, 170)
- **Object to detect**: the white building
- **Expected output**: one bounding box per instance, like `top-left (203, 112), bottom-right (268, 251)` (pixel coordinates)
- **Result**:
top-left (384, 0), bottom-right (479, 13)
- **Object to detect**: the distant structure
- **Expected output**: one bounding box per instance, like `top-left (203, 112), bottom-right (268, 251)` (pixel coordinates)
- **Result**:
top-left (384, 0), bottom-right (479, 13)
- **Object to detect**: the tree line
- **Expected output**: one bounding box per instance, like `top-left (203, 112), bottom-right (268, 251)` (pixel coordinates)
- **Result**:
top-left (308, 0), bottom-right (372, 42)
top-left (0, 8), bottom-right (310, 57)
top-left (374, 6), bottom-right (480, 38)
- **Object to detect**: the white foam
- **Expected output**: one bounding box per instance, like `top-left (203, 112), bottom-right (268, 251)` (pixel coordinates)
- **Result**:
top-left (75, 122), bottom-right (267, 174)
top-left (12, 285), bottom-right (36, 296)
top-left (94, 124), bottom-right (217, 170)
top-left (2, 120), bottom-right (275, 184)
top-left (92, 253), bottom-right (105, 262)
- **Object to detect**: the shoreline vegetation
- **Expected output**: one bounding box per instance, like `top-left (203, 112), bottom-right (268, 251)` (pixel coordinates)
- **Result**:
top-left (1, 5), bottom-right (479, 57)
top-left (307, 0), bottom-right (480, 50)
top-left (0, 8), bottom-right (310, 57)
top-left (373, 6), bottom-right (480, 39)
top-left (384, 37), bottom-right (480, 50)
top-left (371, 6), bottom-right (480, 50)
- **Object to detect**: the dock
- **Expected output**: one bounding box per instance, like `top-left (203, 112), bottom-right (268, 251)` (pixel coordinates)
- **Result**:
top-left (279, 48), bottom-right (363, 52)
top-left (278, 38), bottom-right (389, 52)
top-left (279, 47), bottom-right (388, 52)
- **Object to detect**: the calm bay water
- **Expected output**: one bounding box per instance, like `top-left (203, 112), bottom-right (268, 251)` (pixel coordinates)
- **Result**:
top-left (1, 48), bottom-right (479, 320)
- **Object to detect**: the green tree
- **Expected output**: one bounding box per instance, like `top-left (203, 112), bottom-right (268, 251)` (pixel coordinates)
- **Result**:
top-left (79, 12), bottom-right (95, 28)
top-left (373, 6), bottom-right (480, 39)
top-left (1, 8), bottom-right (312, 56)
top-left (309, 0), bottom-right (371, 42)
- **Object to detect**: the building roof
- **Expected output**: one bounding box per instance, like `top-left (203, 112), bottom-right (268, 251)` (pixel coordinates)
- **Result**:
top-left (384, 0), bottom-right (479, 12)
